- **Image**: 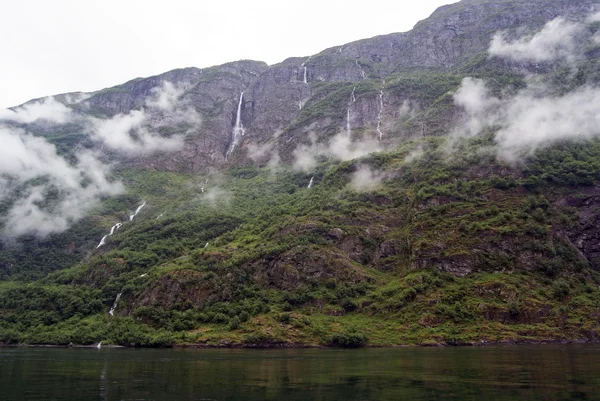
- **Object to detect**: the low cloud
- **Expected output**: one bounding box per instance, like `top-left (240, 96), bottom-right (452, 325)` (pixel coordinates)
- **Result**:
top-left (247, 140), bottom-right (281, 170)
top-left (293, 131), bottom-right (382, 172)
top-left (0, 126), bottom-right (123, 238)
top-left (452, 12), bottom-right (600, 163)
top-left (453, 77), bottom-right (600, 163)
top-left (0, 81), bottom-right (202, 238)
top-left (87, 81), bottom-right (200, 155)
top-left (90, 109), bottom-right (184, 154)
top-left (0, 97), bottom-right (73, 124)
top-left (201, 186), bottom-right (231, 208)
top-left (489, 16), bottom-right (592, 63)
top-left (349, 165), bottom-right (387, 191)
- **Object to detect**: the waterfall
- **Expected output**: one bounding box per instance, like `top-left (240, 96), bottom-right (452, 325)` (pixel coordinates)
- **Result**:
top-left (96, 235), bottom-right (108, 249)
top-left (96, 341), bottom-right (102, 349)
top-left (346, 109), bottom-right (351, 136)
top-left (303, 66), bottom-right (308, 84)
top-left (129, 201), bottom-right (146, 221)
top-left (307, 176), bottom-right (314, 189)
top-left (225, 92), bottom-right (245, 159)
top-left (108, 293), bottom-right (122, 317)
top-left (376, 80), bottom-right (385, 141)
top-left (96, 222), bottom-right (123, 248)
top-left (347, 87), bottom-right (356, 136)
top-left (109, 223), bottom-right (122, 235)
top-left (156, 211), bottom-right (165, 219)
top-left (204, 242), bottom-right (209, 248)
top-left (355, 60), bottom-right (366, 79)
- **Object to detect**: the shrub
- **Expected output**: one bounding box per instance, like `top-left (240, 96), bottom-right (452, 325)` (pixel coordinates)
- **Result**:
top-left (329, 330), bottom-right (369, 348)
top-left (552, 279), bottom-right (570, 300)
top-left (228, 316), bottom-right (241, 331)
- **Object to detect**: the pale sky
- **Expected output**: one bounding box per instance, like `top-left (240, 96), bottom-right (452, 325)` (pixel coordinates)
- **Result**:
top-left (0, 0), bottom-right (455, 108)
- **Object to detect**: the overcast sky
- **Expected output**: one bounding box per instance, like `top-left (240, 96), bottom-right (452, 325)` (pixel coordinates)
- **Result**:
top-left (0, 0), bottom-right (454, 108)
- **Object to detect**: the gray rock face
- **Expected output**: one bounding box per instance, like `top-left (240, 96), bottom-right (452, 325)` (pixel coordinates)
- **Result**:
top-left (16, 0), bottom-right (600, 172)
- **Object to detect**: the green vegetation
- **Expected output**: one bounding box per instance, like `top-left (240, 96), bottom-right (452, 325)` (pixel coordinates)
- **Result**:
top-left (2, 134), bottom-right (600, 347)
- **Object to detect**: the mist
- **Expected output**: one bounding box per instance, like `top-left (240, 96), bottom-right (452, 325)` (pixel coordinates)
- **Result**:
top-left (452, 12), bottom-right (600, 163)
top-left (87, 81), bottom-right (200, 154)
top-left (0, 80), bottom-right (198, 238)
top-left (0, 126), bottom-right (123, 238)
top-left (0, 97), bottom-right (73, 124)
top-left (489, 17), bottom-right (587, 63)
top-left (349, 165), bottom-right (387, 191)
top-left (293, 132), bottom-right (382, 172)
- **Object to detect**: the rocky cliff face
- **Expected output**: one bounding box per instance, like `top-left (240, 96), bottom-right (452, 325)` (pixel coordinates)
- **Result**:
top-left (20, 0), bottom-right (596, 174)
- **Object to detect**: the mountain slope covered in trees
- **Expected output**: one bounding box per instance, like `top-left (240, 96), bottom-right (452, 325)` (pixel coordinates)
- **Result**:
top-left (1, 0), bottom-right (600, 347)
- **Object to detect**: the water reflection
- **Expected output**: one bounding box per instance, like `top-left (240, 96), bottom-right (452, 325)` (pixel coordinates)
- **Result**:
top-left (0, 345), bottom-right (599, 401)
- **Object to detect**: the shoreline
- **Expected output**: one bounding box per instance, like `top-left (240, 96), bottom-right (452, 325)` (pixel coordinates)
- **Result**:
top-left (2, 337), bottom-right (599, 350)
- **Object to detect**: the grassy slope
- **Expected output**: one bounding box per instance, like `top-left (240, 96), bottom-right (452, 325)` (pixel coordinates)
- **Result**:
top-left (1, 134), bottom-right (600, 347)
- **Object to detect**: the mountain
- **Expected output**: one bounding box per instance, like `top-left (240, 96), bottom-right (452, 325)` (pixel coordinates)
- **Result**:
top-left (1, 0), bottom-right (600, 347)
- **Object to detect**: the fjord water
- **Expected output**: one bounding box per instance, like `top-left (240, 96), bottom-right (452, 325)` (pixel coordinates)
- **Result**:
top-left (1, 346), bottom-right (599, 401)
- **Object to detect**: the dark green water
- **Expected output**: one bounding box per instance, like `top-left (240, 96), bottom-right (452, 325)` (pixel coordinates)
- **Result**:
top-left (1, 345), bottom-right (599, 400)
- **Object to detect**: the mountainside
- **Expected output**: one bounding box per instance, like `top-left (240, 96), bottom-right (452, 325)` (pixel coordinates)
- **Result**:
top-left (1, 0), bottom-right (600, 347)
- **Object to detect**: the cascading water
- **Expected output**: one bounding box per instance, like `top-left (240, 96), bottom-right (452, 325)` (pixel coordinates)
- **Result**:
top-left (129, 201), bottom-right (146, 221)
top-left (96, 235), bottom-right (109, 249)
top-left (347, 87), bottom-right (356, 136)
top-left (303, 66), bottom-right (308, 84)
top-left (376, 80), bottom-right (385, 141)
top-left (204, 242), bottom-right (209, 248)
top-left (355, 60), bottom-right (366, 79)
top-left (109, 223), bottom-right (122, 235)
top-left (96, 222), bottom-right (123, 248)
top-left (346, 109), bottom-right (351, 136)
top-left (225, 92), bottom-right (245, 159)
top-left (307, 176), bottom-right (314, 189)
top-left (156, 211), bottom-right (166, 220)
top-left (96, 341), bottom-right (102, 349)
top-left (108, 293), bottom-right (122, 317)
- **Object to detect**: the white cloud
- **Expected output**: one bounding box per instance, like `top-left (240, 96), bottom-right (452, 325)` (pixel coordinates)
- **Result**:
top-left (0, 97), bottom-right (73, 124)
top-left (0, 126), bottom-right (123, 238)
top-left (89, 109), bottom-right (184, 154)
top-left (349, 165), bottom-right (387, 191)
top-left (453, 77), bottom-right (600, 162)
top-left (293, 131), bottom-right (382, 172)
top-left (489, 17), bottom-right (585, 63)
top-left (87, 81), bottom-right (200, 155)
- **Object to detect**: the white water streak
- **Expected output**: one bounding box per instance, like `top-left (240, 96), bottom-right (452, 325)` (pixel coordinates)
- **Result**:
top-left (355, 60), bottom-right (366, 79)
top-left (129, 201), bottom-right (146, 221)
top-left (225, 92), bottom-right (245, 159)
top-left (307, 176), bottom-right (314, 189)
top-left (108, 292), bottom-right (122, 316)
top-left (376, 80), bottom-right (385, 141)
top-left (96, 222), bottom-right (123, 248)
top-left (347, 87), bottom-right (356, 136)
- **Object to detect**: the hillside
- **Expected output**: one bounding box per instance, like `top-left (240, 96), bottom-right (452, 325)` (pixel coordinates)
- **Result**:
top-left (1, 0), bottom-right (600, 347)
